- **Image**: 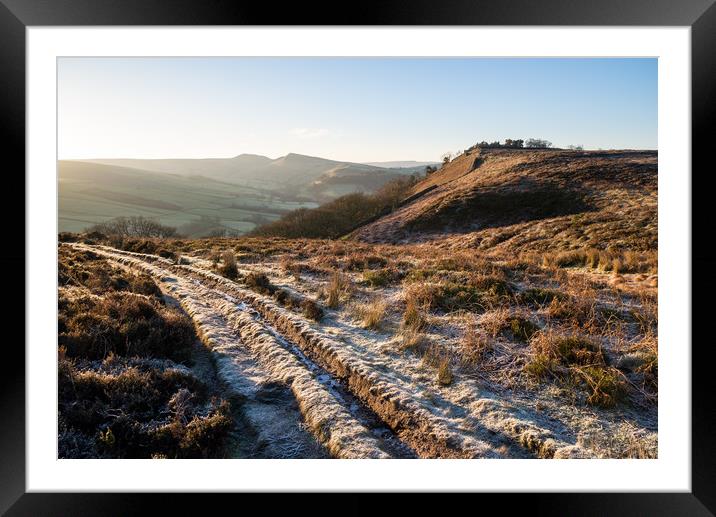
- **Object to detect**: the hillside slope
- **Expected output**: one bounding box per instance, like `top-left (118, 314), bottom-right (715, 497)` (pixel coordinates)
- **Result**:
top-left (58, 161), bottom-right (317, 236)
top-left (83, 153), bottom-right (411, 201)
top-left (350, 148), bottom-right (657, 253)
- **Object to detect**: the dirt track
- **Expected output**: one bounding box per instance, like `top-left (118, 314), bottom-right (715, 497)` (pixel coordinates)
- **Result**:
top-left (68, 243), bottom-right (606, 459)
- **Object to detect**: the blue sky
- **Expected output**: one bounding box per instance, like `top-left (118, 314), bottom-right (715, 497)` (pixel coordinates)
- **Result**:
top-left (58, 57), bottom-right (657, 162)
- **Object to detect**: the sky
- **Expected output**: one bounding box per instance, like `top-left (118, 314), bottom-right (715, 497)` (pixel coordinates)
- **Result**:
top-left (58, 57), bottom-right (657, 162)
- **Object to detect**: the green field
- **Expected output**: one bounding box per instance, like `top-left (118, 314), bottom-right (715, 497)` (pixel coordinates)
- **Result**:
top-left (58, 161), bottom-right (318, 237)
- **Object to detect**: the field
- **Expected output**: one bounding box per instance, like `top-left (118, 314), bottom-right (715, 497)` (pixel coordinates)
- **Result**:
top-left (58, 155), bottom-right (423, 237)
top-left (59, 161), bottom-right (318, 236)
top-left (57, 148), bottom-right (658, 459)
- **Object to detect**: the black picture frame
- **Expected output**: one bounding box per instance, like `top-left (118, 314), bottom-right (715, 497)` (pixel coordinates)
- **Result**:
top-left (2, 1), bottom-right (714, 514)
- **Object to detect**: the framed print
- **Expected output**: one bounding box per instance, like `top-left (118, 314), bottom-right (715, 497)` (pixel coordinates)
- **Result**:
top-left (2, 0), bottom-right (715, 514)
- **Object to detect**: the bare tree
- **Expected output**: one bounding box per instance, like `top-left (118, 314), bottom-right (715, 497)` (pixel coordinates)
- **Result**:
top-left (87, 216), bottom-right (177, 238)
top-left (525, 138), bottom-right (553, 149)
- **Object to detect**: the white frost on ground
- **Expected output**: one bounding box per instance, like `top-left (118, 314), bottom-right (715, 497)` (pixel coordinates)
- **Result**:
top-left (69, 243), bottom-right (656, 458)
top-left (76, 244), bottom-right (391, 458)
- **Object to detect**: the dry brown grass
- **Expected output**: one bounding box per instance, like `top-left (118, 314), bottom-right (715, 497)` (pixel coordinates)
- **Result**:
top-left (402, 291), bottom-right (428, 331)
top-left (279, 256), bottom-right (303, 280)
top-left (301, 298), bottom-right (324, 321)
top-left (59, 291), bottom-right (196, 362)
top-left (420, 343), bottom-right (455, 386)
top-left (619, 331), bottom-right (658, 393)
top-left (354, 299), bottom-right (388, 330)
top-left (399, 328), bottom-right (429, 353)
top-left (352, 149), bottom-right (657, 256)
top-left (437, 358), bottom-right (454, 386)
top-left (479, 308), bottom-right (510, 338)
top-left (59, 247), bottom-right (162, 298)
top-left (59, 358), bottom-right (232, 458)
top-left (324, 271), bottom-right (352, 309)
top-left (525, 331), bottom-right (627, 408)
top-left (245, 271), bottom-right (274, 295)
top-left (631, 292), bottom-right (658, 335)
top-left (542, 248), bottom-right (657, 275)
top-left (458, 324), bottom-right (493, 366)
top-left (57, 246), bottom-right (233, 459)
top-left (218, 250), bottom-right (239, 279)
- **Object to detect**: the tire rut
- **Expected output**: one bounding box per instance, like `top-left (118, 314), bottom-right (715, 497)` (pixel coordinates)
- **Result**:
top-left (68, 243), bottom-right (601, 459)
top-left (73, 243), bottom-right (408, 458)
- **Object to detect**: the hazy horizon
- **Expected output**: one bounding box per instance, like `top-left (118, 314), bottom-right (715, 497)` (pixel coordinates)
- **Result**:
top-left (59, 57), bottom-right (657, 162)
top-left (61, 151), bottom-right (442, 165)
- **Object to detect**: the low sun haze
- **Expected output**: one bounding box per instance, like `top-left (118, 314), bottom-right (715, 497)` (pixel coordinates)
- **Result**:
top-left (58, 57), bottom-right (657, 162)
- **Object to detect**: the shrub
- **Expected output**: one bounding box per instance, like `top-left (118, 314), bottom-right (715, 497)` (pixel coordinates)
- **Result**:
top-left (402, 295), bottom-right (427, 331)
top-left (509, 317), bottom-right (540, 342)
top-left (476, 308), bottom-right (508, 338)
top-left (546, 295), bottom-right (597, 328)
top-left (572, 366), bottom-right (626, 408)
top-left (59, 358), bottom-right (232, 458)
top-left (218, 251), bottom-right (239, 280)
top-left (362, 269), bottom-right (394, 288)
top-left (245, 272), bottom-right (274, 295)
top-left (118, 238), bottom-right (159, 254)
top-left (274, 288), bottom-right (298, 309)
top-left (470, 275), bottom-right (513, 297)
top-left (431, 283), bottom-right (485, 312)
top-left (459, 325), bottom-right (492, 366)
top-left (399, 328), bottom-right (429, 353)
top-left (251, 177), bottom-right (417, 239)
top-left (346, 254), bottom-right (388, 271)
top-left (525, 332), bottom-right (628, 408)
top-left (87, 216), bottom-right (177, 239)
top-left (58, 232), bottom-right (78, 242)
top-left (437, 359), bottom-right (454, 386)
top-left (169, 400), bottom-right (232, 456)
top-left (520, 287), bottom-right (566, 307)
top-left (58, 248), bottom-right (163, 299)
top-left (524, 353), bottom-right (557, 380)
top-left (535, 334), bottom-right (604, 366)
top-left (157, 249), bottom-right (178, 262)
top-left (59, 292), bottom-right (194, 362)
top-left (209, 250), bottom-right (221, 267)
top-left (301, 299), bottom-right (324, 321)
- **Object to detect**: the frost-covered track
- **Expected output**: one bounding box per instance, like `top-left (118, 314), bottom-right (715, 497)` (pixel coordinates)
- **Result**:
top-left (72, 244), bottom-right (504, 458)
top-left (70, 243), bottom-right (409, 458)
top-left (71, 243), bottom-right (599, 458)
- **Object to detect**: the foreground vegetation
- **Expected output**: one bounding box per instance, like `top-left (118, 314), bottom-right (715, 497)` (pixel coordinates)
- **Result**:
top-left (63, 228), bottom-right (658, 458)
top-left (58, 246), bottom-right (233, 458)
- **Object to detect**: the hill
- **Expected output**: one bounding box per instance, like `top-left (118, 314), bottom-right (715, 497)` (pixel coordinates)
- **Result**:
top-left (350, 148), bottom-right (657, 253)
top-left (58, 160), bottom-right (318, 236)
top-left (82, 153), bottom-right (412, 202)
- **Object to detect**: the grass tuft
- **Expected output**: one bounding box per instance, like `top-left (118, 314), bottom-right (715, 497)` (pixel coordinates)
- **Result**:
top-left (245, 272), bottom-right (275, 295)
top-left (218, 250), bottom-right (239, 280)
top-left (355, 300), bottom-right (387, 330)
top-left (301, 298), bottom-right (324, 321)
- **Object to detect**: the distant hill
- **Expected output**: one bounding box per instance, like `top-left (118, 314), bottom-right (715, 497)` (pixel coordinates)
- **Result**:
top-left (349, 148), bottom-right (657, 253)
top-left (59, 152), bottom-right (428, 237)
top-left (82, 153), bottom-right (412, 201)
top-left (58, 160), bottom-right (318, 237)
